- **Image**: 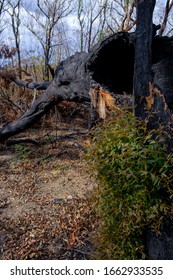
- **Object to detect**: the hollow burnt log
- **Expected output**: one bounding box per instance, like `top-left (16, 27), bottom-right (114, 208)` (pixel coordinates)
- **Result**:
top-left (0, 32), bottom-right (136, 142)
top-left (1, 31), bottom-right (173, 143)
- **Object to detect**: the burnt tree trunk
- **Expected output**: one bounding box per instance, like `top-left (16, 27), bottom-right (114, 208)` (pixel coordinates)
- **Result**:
top-left (133, 0), bottom-right (173, 139)
top-left (134, 0), bottom-right (173, 260)
top-left (133, 0), bottom-right (156, 119)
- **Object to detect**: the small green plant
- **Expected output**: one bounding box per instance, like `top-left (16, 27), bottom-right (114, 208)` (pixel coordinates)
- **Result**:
top-left (88, 110), bottom-right (173, 259)
top-left (14, 144), bottom-right (33, 159)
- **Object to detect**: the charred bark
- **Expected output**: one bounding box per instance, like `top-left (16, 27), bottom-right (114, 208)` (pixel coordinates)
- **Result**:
top-left (0, 52), bottom-right (91, 142)
top-left (1, 30), bottom-right (173, 144)
top-left (146, 218), bottom-right (173, 260)
top-left (0, 33), bottom-right (136, 143)
top-left (10, 77), bottom-right (51, 90)
top-left (133, 0), bottom-right (156, 119)
top-left (133, 0), bottom-right (173, 260)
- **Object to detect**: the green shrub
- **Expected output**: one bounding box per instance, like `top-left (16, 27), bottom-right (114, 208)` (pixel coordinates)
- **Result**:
top-left (88, 110), bottom-right (173, 259)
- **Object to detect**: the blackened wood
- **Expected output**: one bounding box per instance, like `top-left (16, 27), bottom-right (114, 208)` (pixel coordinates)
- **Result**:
top-left (10, 77), bottom-right (51, 90)
top-left (1, 28), bottom-right (173, 143)
top-left (133, 0), bottom-right (156, 119)
top-left (146, 218), bottom-right (173, 260)
top-left (0, 33), bottom-right (136, 143)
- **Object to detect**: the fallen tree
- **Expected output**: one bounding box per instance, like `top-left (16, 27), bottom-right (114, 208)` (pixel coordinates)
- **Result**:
top-left (1, 30), bottom-right (173, 143)
top-left (0, 32), bottom-right (137, 142)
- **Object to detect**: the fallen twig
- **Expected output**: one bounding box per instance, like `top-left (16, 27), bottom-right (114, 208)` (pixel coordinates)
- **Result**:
top-left (6, 138), bottom-right (39, 146)
top-left (5, 130), bottom-right (89, 147)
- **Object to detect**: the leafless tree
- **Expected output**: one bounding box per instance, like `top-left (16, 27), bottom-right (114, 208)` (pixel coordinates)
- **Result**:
top-left (0, 0), bottom-right (5, 15)
top-left (25, 0), bottom-right (73, 80)
top-left (77, 0), bottom-right (84, 51)
top-left (7, 0), bottom-right (22, 77)
top-left (0, 0), bottom-right (8, 36)
top-left (77, 0), bottom-right (109, 52)
top-left (86, 0), bottom-right (109, 51)
top-left (107, 0), bottom-right (136, 32)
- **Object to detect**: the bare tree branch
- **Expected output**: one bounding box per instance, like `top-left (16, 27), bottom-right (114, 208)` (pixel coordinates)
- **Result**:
top-left (159, 0), bottom-right (173, 36)
top-left (0, 70), bottom-right (51, 90)
top-left (25, 0), bottom-right (73, 80)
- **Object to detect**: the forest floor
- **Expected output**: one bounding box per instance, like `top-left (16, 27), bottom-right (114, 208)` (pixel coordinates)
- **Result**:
top-left (0, 103), bottom-right (98, 260)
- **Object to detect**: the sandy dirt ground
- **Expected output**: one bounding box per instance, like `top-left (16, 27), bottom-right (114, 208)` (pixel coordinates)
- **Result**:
top-left (0, 108), bottom-right (98, 260)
